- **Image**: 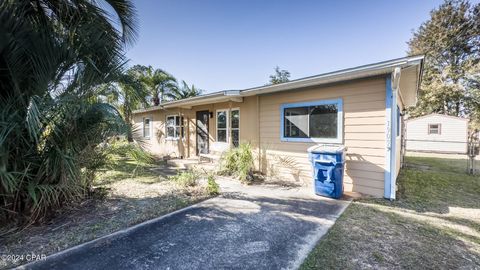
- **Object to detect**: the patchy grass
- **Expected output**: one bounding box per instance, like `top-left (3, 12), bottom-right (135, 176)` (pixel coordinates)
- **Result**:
top-left (0, 158), bottom-right (211, 269)
top-left (406, 155), bottom-right (480, 175)
top-left (301, 156), bottom-right (480, 269)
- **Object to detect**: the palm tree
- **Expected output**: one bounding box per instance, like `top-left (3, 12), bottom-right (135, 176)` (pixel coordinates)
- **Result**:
top-left (165, 80), bottom-right (203, 100)
top-left (100, 67), bottom-right (149, 141)
top-left (0, 0), bottom-right (138, 223)
top-left (134, 65), bottom-right (178, 106)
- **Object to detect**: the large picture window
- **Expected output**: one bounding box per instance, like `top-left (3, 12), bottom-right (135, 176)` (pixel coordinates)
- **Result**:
top-left (166, 115), bottom-right (184, 139)
top-left (281, 99), bottom-right (342, 143)
top-left (216, 109), bottom-right (240, 146)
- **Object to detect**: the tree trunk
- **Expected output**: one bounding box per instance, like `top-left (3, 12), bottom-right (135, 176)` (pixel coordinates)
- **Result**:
top-left (127, 130), bottom-right (133, 142)
top-left (124, 102), bottom-right (133, 142)
top-left (152, 96), bottom-right (160, 106)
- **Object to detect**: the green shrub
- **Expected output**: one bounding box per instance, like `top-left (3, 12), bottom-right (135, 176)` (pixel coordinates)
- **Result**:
top-left (220, 143), bottom-right (255, 183)
top-left (222, 147), bottom-right (239, 173)
top-left (169, 170), bottom-right (198, 188)
top-left (206, 175), bottom-right (220, 195)
top-left (105, 141), bottom-right (155, 165)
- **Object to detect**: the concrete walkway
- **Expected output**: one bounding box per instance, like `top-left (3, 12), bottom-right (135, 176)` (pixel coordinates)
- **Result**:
top-left (23, 178), bottom-right (350, 270)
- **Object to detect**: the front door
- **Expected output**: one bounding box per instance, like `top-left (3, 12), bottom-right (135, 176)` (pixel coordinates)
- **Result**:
top-left (196, 111), bottom-right (209, 155)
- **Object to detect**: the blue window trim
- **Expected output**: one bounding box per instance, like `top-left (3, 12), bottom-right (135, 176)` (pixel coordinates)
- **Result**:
top-left (280, 98), bottom-right (343, 144)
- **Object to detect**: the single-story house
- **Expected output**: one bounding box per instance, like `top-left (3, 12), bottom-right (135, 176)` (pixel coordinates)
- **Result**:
top-left (133, 56), bottom-right (424, 199)
top-left (406, 113), bottom-right (469, 154)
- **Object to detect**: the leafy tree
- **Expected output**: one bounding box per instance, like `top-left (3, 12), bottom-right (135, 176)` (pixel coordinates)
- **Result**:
top-left (269, 66), bottom-right (291, 84)
top-left (408, 0), bottom-right (480, 120)
top-left (134, 65), bottom-right (177, 106)
top-left (0, 0), bottom-right (137, 223)
top-left (165, 80), bottom-right (202, 100)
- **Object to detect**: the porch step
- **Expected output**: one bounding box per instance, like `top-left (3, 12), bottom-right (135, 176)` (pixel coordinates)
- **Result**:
top-left (167, 158), bottom-right (196, 169)
top-left (167, 158), bottom-right (220, 172)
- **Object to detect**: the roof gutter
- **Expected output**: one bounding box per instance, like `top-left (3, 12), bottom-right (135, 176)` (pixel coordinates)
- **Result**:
top-left (240, 55), bottom-right (424, 97)
top-left (133, 55), bottom-right (424, 114)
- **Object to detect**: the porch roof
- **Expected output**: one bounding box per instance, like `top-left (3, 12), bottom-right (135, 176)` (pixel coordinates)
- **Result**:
top-left (133, 55), bottom-right (424, 113)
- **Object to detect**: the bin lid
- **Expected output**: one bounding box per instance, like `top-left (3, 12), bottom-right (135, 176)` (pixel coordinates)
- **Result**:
top-left (307, 144), bottom-right (347, 154)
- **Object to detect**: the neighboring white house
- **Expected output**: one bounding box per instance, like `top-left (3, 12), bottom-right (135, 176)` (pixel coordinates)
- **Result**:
top-left (405, 113), bottom-right (469, 154)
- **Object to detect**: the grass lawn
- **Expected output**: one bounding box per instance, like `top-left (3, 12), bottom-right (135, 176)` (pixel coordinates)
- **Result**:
top-left (0, 158), bottom-right (211, 269)
top-left (301, 156), bottom-right (480, 269)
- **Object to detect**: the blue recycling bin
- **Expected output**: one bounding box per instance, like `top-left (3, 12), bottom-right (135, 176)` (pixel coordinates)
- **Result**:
top-left (308, 145), bottom-right (347, 199)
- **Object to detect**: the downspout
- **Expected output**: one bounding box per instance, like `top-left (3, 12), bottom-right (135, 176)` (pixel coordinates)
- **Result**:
top-left (384, 67), bottom-right (401, 200)
top-left (257, 95), bottom-right (261, 172)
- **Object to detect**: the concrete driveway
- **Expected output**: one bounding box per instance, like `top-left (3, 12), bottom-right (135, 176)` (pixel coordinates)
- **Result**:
top-left (23, 178), bottom-right (350, 270)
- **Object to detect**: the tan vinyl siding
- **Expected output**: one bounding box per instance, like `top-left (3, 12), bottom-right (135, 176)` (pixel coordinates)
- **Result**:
top-left (258, 77), bottom-right (386, 197)
top-left (133, 77), bottom-right (388, 197)
top-left (133, 109), bottom-right (187, 158)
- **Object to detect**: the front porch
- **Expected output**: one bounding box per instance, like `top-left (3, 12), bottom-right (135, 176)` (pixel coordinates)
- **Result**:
top-left (166, 156), bottom-right (220, 173)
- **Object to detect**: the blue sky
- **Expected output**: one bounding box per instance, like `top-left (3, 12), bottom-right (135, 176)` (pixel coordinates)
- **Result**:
top-left (127, 0), bottom-right (445, 92)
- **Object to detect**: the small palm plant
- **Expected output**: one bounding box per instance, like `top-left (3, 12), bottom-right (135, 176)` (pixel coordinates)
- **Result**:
top-left (220, 143), bottom-right (255, 183)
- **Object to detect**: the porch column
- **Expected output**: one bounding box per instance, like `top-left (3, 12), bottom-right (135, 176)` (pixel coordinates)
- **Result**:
top-left (228, 101), bottom-right (232, 147)
top-left (185, 115), bottom-right (190, 158)
top-left (179, 109), bottom-right (184, 158)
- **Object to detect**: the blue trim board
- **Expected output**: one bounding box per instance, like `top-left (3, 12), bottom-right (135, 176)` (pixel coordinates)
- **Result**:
top-left (384, 75), bottom-right (397, 200)
top-left (279, 98), bottom-right (343, 144)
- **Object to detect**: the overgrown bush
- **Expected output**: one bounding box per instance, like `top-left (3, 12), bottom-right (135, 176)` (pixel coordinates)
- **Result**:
top-left (99, 141), bottom-right (156, 178)
top-left (105, 141), bottom-right (155, 165)
top-left (0, 1), bottom-right (138, 224)
top-left (220, 143), bottom-right (255, 183)
top-left (206, 175), bottom-right (220, 195)
top-left (169, 170), bottom-right (198, 188)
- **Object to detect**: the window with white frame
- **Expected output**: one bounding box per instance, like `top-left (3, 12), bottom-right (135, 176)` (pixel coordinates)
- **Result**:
top-left (216, 109), bottom-right (240, 146)
top-left (216, 110), bottom-right (228, 143)
top-left (281, 99), bottom-right (342, 143)
top-left (166, 115), bottom-right (184, 139)
top-left (231, 109), bottom-right (240, 147)
top-left (143, 117), bottom-right (151, 138)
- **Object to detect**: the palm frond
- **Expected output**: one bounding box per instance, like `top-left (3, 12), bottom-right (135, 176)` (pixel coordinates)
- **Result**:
top-left (0, 0), bottom-right (138, 224)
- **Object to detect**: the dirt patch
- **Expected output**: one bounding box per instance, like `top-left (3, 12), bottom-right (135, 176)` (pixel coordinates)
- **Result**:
top-left (405, 163), bottom-right (432, 171)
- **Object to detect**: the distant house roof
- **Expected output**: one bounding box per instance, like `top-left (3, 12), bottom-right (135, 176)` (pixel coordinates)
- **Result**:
top-left (405, 113), bottom-right (469, 122)
top-left (134, 55), bottom-right (424, 113)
